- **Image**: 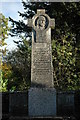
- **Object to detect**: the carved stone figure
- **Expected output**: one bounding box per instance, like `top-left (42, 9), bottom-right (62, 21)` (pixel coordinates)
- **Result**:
top-left (37, 15), bottom-right (46, 30)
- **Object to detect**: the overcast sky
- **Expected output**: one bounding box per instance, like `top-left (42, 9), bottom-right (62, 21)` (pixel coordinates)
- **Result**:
top-left (0, 0), bottom-right (25, 51)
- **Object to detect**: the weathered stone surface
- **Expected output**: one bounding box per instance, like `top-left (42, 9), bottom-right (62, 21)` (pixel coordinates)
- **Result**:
top-left (27, 9), bottom-right (56, 117)
top-left (9, 92), bottom-right (28, 116)
top-left (27, 9), bottom-right (55, 88)
top-left (57, 91), bottom-right (75, 116)
top-left (28, 88), bottom-right (56, 116)
top-left (31, 43), bottom-right (53, 88)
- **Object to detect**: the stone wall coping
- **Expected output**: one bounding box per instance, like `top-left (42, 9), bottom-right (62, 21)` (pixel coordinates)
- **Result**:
top-left (1, 90), bottom-right (80, 94)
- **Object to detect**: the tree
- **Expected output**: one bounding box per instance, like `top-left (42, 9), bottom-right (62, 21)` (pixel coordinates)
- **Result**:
top-left (2, 63), bottom-right (12, 91)
top-left (52, 35), bottom-right (78, 90)
top-left (9, 2), bottom-right (80, 40)
top-left (0, 13), bottom-right (10, 91)
top-left (7, 37), bottom-right (31, 91)
top-left (9, 2), bottom-right (80, 90)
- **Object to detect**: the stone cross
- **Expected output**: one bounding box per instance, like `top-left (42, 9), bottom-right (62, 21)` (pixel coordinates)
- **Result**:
top-left (27, 9), bottom-right (55, 88)
top-left (28, 9), bottom-right (56, 117)
top-left (28, 9), bottom-right (55, 43)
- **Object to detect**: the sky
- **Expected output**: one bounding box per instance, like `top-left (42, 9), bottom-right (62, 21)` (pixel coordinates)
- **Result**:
top-left (0, 0), bottom-right (25, 51)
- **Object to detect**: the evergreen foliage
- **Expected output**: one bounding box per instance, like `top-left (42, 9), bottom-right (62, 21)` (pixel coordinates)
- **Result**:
top-left (8, 2), bottom-right (80, 90)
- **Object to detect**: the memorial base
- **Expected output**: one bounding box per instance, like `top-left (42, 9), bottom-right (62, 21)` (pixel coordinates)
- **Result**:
top-left (28, 87), bottom-right (56, 117)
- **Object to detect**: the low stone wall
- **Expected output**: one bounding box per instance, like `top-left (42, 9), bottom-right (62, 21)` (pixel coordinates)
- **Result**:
top-left (57, 91), bottom-right (75, 116)
top-left (74, 91), bottom-right (80, 120)
top-left (2, 90), bottom-right (80, 119)
top-left (2, 92), bottom-right (9, 119)
top-left (2, 92), bottom-right (9, 114)
top-left (9, 91), bottom-right (28, 116)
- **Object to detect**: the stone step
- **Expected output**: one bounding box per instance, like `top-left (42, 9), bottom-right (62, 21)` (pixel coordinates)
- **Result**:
top-left (9, 116), bottom-right (63, 120)
top-left (2, 115), bottom-right (76, 120)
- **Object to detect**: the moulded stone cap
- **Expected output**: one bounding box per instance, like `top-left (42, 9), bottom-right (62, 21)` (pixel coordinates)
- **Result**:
top-left (50, 19), bottom-right (55, 29)
top-left (37, 9), bottom-right (45, 14)
top-left (27, 19), bottom-right (32, 27)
